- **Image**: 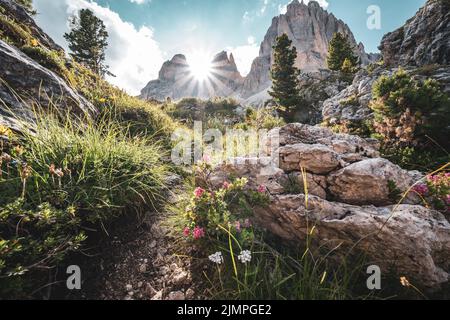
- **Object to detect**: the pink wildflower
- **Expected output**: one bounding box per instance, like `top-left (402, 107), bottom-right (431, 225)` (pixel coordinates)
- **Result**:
top-left (446, 195), bottom-right (450, 205)
top-left (183, 227), bottom-right (190, 237)
top-left (223, 181), bottom-right (231, 190)
top-left (412, 184), bottom-right (429, 196)
top-left (194, 187), bottom-right (205, 198)
top-left (257, 185), bottom-right (266, 193)
top-left (193, 226), bottom-right (205, 239)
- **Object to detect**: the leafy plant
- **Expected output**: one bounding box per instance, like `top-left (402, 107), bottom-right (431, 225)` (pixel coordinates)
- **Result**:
top-left (370, 69), bottom-right (450, 170)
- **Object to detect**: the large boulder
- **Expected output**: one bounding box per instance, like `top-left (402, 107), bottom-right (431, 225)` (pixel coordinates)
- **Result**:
top-left (0, 40), bottom-right (96, 130)
top-left (0, 0), bottom-right (62, 51)
top-left (254, 194), bottom-right (450, 289)
top-left (279, 143), bottom-right (341, 174)
top-left (328, 158), bottom-right (420, 206)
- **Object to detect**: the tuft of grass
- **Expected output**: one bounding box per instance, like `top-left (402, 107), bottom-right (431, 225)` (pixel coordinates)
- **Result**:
top-left (0, 110), bottom-right (172, 298)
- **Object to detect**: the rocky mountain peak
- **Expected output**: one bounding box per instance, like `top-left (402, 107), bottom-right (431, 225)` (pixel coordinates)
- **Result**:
top-left (140, 51), bottom-right (243, 100)
top-left (240, 0), bottom-right (370, 100)
top-left (158, 54), bottom-right (188, 82)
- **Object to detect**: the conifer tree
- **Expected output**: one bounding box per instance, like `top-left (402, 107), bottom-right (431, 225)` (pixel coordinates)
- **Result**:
top-left (269, 34), bottom-right (301, 114)
top-left (327, 32), bottom-right (359, 71)
top-left (64, 9), bottom-right (109, 77)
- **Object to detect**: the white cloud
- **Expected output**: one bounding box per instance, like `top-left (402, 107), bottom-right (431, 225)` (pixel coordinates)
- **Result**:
top-left (129, 0), bottom-right (148, 4)
top-left (227, 37), bottom-right (259, 76)
top-left (33, 0), bottom-right (164, 95)
top-left (242, 11), bottom-right (253, 24)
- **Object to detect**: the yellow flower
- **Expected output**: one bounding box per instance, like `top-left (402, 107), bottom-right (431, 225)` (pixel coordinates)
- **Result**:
top-left (31, 39), bottom-right (39, 47)
top-left (0, 125), bottom-right (12, 137)
top-left (67, 206), bottom-right (77, 218)
top-left (13, 145), bottom-right (25, 156)
top-left (98, 98), bottom-right (106, 103)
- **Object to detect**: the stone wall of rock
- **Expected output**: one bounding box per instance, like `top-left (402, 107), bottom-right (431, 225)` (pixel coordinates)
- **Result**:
top-left (201, 123), bottom-right (450, 289)
top-left (0, 0), bottom-right (96, 130)
top-left (379, 0), bottom-right (450, 67)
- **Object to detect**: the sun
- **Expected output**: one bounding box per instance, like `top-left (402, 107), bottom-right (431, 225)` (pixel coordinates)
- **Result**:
top-left (188, 51), bottom-right (213, 81)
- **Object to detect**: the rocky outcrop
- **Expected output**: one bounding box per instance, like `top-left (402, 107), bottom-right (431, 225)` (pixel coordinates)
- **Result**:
top-left (139, 54), bottom-right (190, 101)
top-left (0, 40), bottom-right (95, 131)
top-left (139, 51), bottom-right (243, 101)
top-left (322, 67), bottom-right (389, 126)
top-left (322, 65), bottom-right (450, 126)
top-left (0, 0), bottom-right (96, 130)
top-left (240, 0), bottom-right (372, 99)
top-left (380, 0), bottom-right (450, 67)
top-left (200, 123), bottom-right (450, 289)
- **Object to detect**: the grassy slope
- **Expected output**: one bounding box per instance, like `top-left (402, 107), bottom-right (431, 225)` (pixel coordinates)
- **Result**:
top-left (0, 2), bottom-right (185, 298)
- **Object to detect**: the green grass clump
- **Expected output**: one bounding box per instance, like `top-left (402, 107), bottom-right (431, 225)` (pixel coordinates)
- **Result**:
top-left (0, 112), bottom-right (171, 298)
top-left (0, 9), bottom-right (32, 47)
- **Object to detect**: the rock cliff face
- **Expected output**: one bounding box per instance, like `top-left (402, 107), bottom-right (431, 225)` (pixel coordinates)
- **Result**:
top-left (380, 0), bottom-right (450, 67)
top-left (199, 124), bottom-right (450, 289)
top-left (241, 0), bottom-right (370, 99)
top-left (139, 51), bottom-right (243, 101)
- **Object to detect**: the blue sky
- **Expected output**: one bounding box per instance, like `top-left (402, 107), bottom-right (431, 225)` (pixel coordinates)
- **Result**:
top-left (33, 0), bottom-right (426, 94)
top-left (95, 0), bottom-right (426, 53)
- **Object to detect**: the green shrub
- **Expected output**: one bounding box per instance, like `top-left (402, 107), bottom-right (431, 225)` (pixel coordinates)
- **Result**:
top-left (339, 95), bottom-right (359, 107)
top-left (370, 69), bottom-right (450, 169)
top-left (0, 200), bottom-right (86, 297)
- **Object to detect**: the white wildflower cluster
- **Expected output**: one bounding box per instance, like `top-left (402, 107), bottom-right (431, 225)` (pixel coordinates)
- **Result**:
top-left (209, 252), bottom-right (224, 264)
top-left (238, 250), bottom-right (252, 264)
